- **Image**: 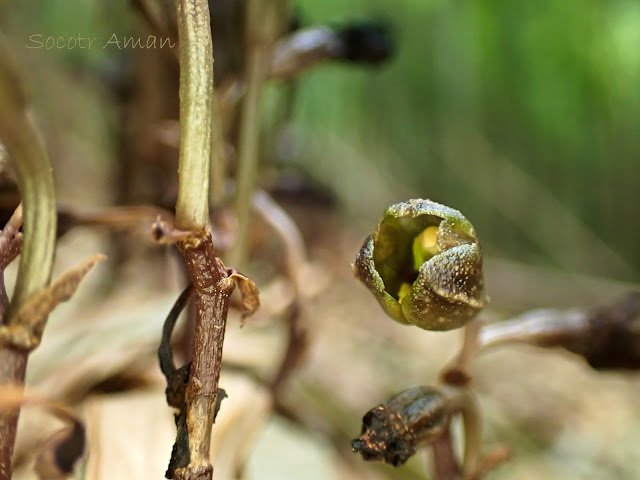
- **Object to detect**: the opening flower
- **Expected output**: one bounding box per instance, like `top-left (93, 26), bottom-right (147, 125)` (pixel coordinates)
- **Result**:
top-left (353, 199), bottom-right (486, 331)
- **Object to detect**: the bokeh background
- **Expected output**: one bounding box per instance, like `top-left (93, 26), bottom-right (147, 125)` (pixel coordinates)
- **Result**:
top-left (1, 1), bottom-right (639, 479)
top-left (4, 0), bottom-right (640, 280)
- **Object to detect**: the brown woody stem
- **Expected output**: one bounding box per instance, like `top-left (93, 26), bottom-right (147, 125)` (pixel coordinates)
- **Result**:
top-left (174, 231), bottom-right (234, 480)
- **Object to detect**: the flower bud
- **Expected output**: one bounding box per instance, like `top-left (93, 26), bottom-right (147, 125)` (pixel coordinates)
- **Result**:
top-left (353, 199), bottom-right (486, 331)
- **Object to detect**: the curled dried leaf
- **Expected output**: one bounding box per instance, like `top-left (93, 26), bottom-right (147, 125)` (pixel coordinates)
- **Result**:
top-left (1, 254), bottom-right (106, 351)
top-left (228, 270), bottom-right (260, 324)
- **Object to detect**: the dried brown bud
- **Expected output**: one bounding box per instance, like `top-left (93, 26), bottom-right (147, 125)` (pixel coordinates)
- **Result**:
top-left (351, 386), bottom-right (448, 466)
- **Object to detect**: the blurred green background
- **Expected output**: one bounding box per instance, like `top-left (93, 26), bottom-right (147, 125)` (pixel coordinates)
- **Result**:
top-left (289, 0), bottom-right (640, 283)
top-left (2, 0), bottom-right (639, 283)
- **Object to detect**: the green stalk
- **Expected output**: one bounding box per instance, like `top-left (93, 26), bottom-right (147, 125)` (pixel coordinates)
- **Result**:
top-left (0, 39), bottom-right (56, 479)
top-left (175, 0), bottom-right (213, 230)
top-left (0, 43), bottom-right (56, 310)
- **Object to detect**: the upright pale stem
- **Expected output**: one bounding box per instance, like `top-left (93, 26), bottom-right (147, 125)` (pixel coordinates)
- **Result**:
top-left (175, 0), bottom-right (214, 230)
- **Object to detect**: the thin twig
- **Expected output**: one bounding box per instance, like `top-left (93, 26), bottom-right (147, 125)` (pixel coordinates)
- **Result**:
top-left (159, 284), bottom-right (195, 381)
top-left (131, 0), bottom-right (176, 45)
top-left (60, 205), bottom-right (173, 232)
top-left (0, 204), bottom-right (23, 320)
top-left (431, 427), bottom-right (460, 480)
top-left (465, 445), bottom-right (510, 480)
top-left (0, 385), bottom-right (86, 480)
top-left (158, 284), bottom-right (196, 477)
top-left (252, 190), bottom-right (308, 397)
top-left (269, 300), bottom-right (306, 397)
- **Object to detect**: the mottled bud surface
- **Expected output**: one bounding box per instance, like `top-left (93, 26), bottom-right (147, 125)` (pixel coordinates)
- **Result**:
top-left (354, 199), bottom-right (486, 330)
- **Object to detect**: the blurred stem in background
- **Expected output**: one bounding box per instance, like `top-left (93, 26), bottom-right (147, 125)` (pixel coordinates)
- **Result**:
top-left (230, 0), bottom-right (289, 268)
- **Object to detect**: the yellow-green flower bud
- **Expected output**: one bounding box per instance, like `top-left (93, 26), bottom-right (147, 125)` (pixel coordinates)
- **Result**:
top-left (353, 199), bottom-right (487, 331)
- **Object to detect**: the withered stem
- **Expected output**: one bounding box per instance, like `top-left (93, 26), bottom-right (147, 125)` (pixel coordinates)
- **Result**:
top-left (174, 231), bottom-right (234, 480)
top-left (159, 284), bottom-right (195, 379)
top-left (0, 205), bottom-right (24, 320)
top-left (431, 427), bottom-right (460, 480)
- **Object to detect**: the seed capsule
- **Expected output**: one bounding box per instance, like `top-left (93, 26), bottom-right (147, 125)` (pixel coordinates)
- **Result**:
top-left (351, 386), bottom-right (448, 466)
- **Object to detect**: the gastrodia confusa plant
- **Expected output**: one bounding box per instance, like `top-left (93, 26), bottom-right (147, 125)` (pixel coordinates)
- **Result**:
top-left (354, 199), bottom-right (486, 331)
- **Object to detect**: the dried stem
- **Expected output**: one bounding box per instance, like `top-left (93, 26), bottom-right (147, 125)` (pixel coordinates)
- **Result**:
top-left (159, 284), bottom-right (195, 382)
top-left (431, 427), bottom-right (460, 480)
top-left (269, 300), bottom-right (306, 397)
top-left (174, 231), bottom-right (235, 480)
top-left (0, 39), bottom-right (57, 480)
top-left (0, 205), bottom-right (24, 320)
top-left (0, 385), bottom-right (86, 480)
